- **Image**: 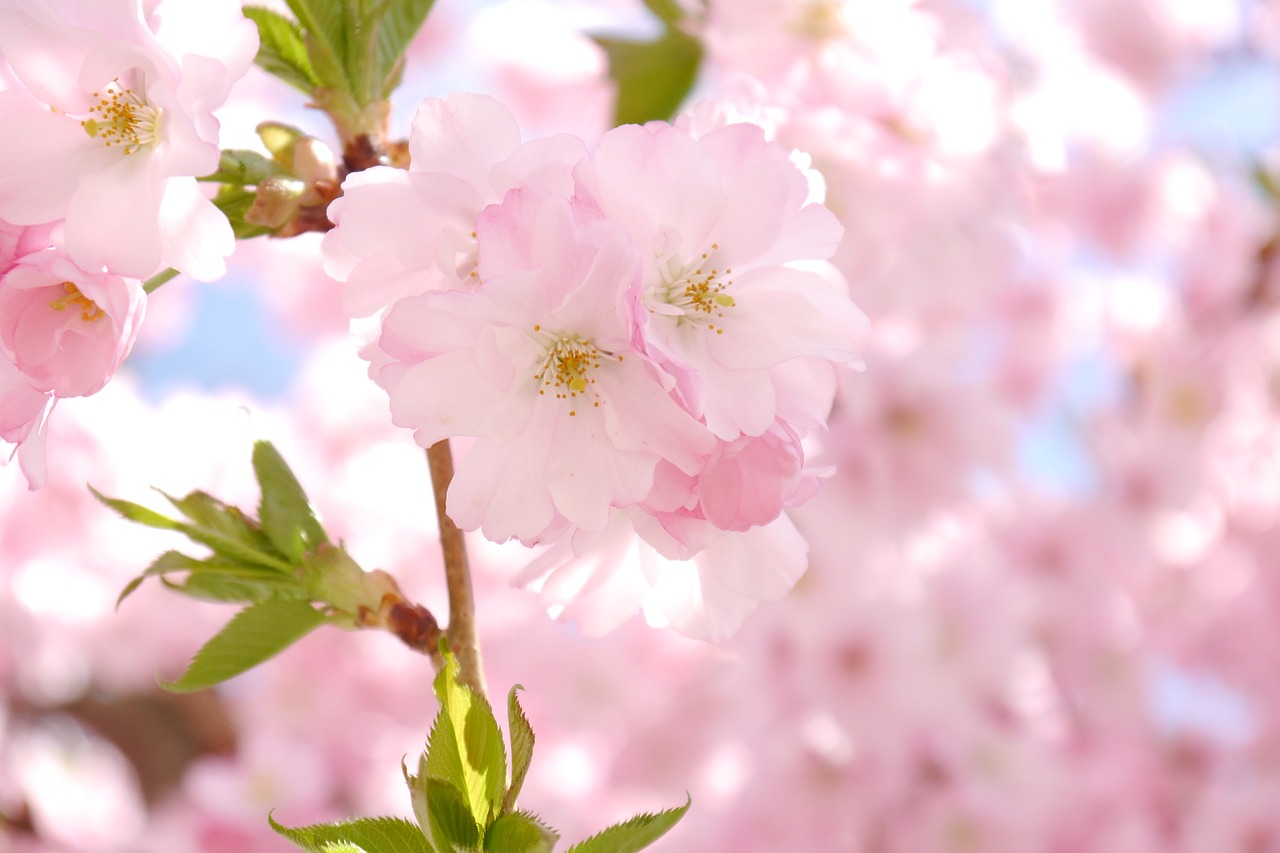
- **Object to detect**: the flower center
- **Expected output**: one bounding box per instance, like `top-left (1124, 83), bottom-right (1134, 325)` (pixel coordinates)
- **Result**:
top-left (49, 282), bottom-right (105, 323)
top-left (532, 329), bottom-right (621, 417)
top-left (80, 80), bottom-right (162, 155)
top-left (650, 243), bottom-right (736, 335)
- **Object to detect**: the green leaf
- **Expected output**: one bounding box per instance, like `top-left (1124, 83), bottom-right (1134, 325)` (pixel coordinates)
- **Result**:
top-left (160, 599), bottom-right (327, 693)
top-left (503, 686), bottom-right (534, 813)
top-left (427, 652), bottom-right (507, 827)
top-left (200, 147), bottom-right (286, 185)
top-left (374, 0), bottom-right (435, 93)
top-left (92, 487), bottom-right (184, 531)
top-left (117, 549), bottom-right (301, 608)
top-left (404, 753), bottom-right (432, 835)
top-left (161, 490), bottom-right (277, 553)
top-left (270, 813), bottom-right (435, 853)
top-left (639, 0), bottom-right (686, 27)
top-left (94, 486), bottom-right (292, 572)
top-left (213, 184), bottom-right (274, 239)
top-left (244, 6), bottom-right (320, 94)
top-left (425, 778), bottom-right (482, 852)
top-left (169, 567), bottom-right (310, 604)
top-left (286, 0), bottom-right (351, 95)
top-left (340, 0), bottom-right (384, 107)
top-left (253, 440), bottom-right (330, 564)
top-left (1255, 161), bottom-right (1280, 203)
top-left (484, 812), bottom-right (558, 853)
top-left (565, 798), bottom-right (691, 853)
top-left (594, 30), bottom-right (702, 126)
top-left (320, 844), bottom-right (369, 853)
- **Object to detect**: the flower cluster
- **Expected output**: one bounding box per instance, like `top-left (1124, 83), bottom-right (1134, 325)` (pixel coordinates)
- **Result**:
top-left (326, 94), bottom-right (868, 638)
top-left (0, 0), bottom-right (257, 486)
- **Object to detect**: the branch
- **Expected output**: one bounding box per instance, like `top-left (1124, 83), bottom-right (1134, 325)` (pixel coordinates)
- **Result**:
top-left (425, 440), bottom-right (486, 696)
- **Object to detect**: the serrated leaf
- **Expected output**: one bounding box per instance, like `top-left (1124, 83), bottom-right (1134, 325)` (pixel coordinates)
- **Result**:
top-left (405, 754), bottom-right (431, 834)
top-left (594, 30), bottom-right (702, 126)
top-left (484, 811), bottom-right (557, 853)
top-left (213, 184), bottom-right (273, 239)
top-left (117, 550), bottom-right (300, 608)
top-left (92, 487), bottom-right (184, 530)
top-left (286, 0), bottom-right (351, 96)
top-left (270, 814), bottom-right (435, 853)
top-left (200, 147), bottom-right (286, 185)
top-left (320, 844), bottom-right (368, 853)
top-left (340, 0), bottom-right (384, 106)
top-left (171, 564), bottom-right (311, 604)
top-left (160, 599), bottom-right (327, 693)
top-left (375, 0), bottom-right (435, 90)
top-left (565, 797), bottom-right (691, 853)
top-left (503, 686), bottom-right (534, 813)
top-left (253, 441), bottom-right (329, 564)
top-left (244, 6), bottom-right (321, 94)
top-left (425, 778), bottom-right (481, 852)
top-left (94, 486), bottom-right (292, 572)
top-left (161, 490), bottom-right (277, 554)
top-left (427, 653), bottom-right (507, 827)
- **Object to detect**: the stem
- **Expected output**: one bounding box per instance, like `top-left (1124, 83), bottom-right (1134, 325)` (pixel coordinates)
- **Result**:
top-left (426, 440), bottom-right (486, 696)
top-left (142, 268), bottom-right (179, 294)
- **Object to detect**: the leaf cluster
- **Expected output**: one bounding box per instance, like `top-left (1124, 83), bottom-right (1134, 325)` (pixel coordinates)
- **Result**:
top-left (273, 648), bottom-right (690, 853)
top-left (96, 441), bottom-right (380, 693)
top-left (243, 0), bottom-right (436, 136)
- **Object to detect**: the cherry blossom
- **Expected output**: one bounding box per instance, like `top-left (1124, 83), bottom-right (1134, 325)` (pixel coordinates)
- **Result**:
top-left (0, 250), bottom-right (145, 399)
top-left (0, 0), bottom-right (257, 280)
top-left (576, 119), bottom-right (868, 439)
top-left (377, 188), bottom-right (714, 544)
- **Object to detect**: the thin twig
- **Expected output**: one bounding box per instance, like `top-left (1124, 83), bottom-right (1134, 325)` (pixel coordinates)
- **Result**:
top-left (425, 439), bottom-right (486, 696)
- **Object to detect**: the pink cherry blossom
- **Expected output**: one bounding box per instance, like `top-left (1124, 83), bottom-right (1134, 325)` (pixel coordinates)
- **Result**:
top-left (376, 188), bottom-right (714, 544)
top-left (0, 0), bottom-right (257, 280)
top-left (0, 250), bottom-right (145, 399)
top-left (575, 119), bottom-right (868, 439)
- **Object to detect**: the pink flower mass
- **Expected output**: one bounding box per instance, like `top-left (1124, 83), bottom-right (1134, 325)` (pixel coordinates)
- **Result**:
top-left (335, 94), bottom-right (867, 632)
top-left (7, 1), bottom-right (1280, 852)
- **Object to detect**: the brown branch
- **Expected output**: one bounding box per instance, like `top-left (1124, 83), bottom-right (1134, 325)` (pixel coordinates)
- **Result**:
top-left (426, 439), bottom-right (486, 696)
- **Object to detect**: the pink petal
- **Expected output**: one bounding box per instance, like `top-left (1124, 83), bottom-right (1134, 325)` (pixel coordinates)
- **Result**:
top-left (64, 154), bottom-right (165, 278)
top-left (448, 433), bottom-right (559, 545)
top-left (0, 358), bottom-right (50, 436)
top-left (409, 93), bottom-right (522, 191)
top-left (601, 359), bottom-right (716, 473)
top-left (0, 111), bottom-right (107, 225)
top-left (157, 177), bottom-right (233, 281)
top-left (711, 266), bottom-right (869, 369)
top-left (0, 6), bottom-right (103, 112)
top-left (543, 403), bottom-right (658, 532)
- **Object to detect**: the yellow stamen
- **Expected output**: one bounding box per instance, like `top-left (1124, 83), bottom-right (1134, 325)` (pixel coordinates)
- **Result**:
top-left (49, 282), bottom-right (105, 323)
top-left (80, 80), bottom-right (162, 155)
top-left (652, 242), bottom-right (737, 331)
top-left (533, 333), bottom-right (619, 414)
